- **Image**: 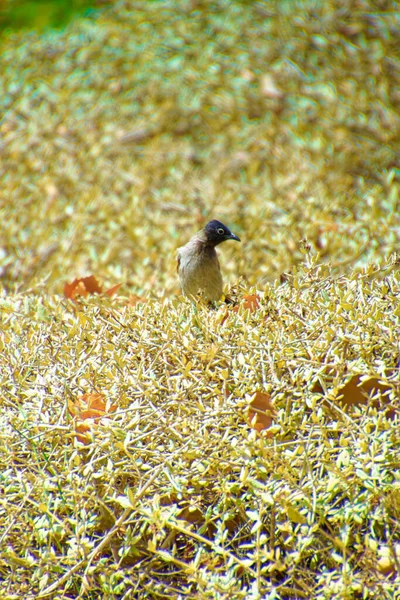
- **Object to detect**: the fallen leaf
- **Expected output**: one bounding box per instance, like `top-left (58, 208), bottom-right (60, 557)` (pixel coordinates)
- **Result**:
top-left (312, 373), bottom-right (396, 418)
top-left (248, 391), bottom-right (276, 434)
top-left (64, 275), bottom-right (103, 301)
top-left (229, 294), bottom-right (260, 316)
top-left (338, 376), bottom-right (391, 407)
top-left (64, 276), bottom-right (123, 302)
top-left (241, 294), bottom-right (260, 312)
top-left (75, 422), bottom-right (92, 444)
top-left (76, 392), bottom-right (117, 418)
top-left (104, 283), bottom-right (123, 297)
top-left (68, 393), bottom-right (117, 443)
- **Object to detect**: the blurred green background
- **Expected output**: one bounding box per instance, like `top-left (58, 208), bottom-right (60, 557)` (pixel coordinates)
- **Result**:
top-left (0, 0), bottom-right (97, 31)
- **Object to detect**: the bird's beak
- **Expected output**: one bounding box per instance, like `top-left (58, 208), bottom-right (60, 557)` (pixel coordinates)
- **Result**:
top-left (229, 232), bottom-right (241, 242)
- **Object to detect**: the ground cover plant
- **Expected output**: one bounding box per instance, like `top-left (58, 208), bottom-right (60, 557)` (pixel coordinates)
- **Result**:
top-left (0, 0), bottom-right (399, 598)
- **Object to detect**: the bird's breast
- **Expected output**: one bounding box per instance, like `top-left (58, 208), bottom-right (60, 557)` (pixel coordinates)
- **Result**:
top-left (177, 241), bottom-right (223, 301)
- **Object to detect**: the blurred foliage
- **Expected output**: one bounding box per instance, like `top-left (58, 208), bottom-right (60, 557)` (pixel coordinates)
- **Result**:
top-left (0, 0), bottom-right (399, 296)
top-left (0, 0), bottom-right (97, 31)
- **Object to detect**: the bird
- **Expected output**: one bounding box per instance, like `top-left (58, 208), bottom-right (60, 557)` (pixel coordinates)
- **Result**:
top-left (177, 219), bottom-right (241, 302)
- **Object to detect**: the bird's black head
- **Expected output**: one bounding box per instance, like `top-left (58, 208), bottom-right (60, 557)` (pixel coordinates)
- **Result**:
top-left (204, 220), bottom-right (241, 247)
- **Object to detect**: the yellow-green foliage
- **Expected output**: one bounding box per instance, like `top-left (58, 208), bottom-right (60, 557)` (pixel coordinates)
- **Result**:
top-left (0, 0), bottom-right (399, 598)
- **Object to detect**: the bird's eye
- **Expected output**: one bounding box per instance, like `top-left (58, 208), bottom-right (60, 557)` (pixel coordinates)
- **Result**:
top-left (217, 228), bottom-right (225, 235)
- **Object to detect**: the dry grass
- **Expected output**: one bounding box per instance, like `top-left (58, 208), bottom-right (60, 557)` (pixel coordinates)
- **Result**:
top-left (1, 0), bottom-right (400, 598)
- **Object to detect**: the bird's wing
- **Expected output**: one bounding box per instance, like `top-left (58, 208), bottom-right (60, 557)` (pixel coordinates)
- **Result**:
top-left (176, 249), bottom-right (181, 273)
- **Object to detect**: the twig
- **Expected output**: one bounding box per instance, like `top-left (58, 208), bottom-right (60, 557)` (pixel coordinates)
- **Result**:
top-left (38, 466), bottom-right (162, 598)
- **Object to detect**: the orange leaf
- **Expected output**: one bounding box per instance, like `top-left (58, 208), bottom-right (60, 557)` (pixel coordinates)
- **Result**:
top-left (64, 279), bottom-right (82, 300)
top-left (81, 276), bottom-right (103, 294)
top-left (84, 393), bottom-right (107, 411)
top-left (80, 409), bottom-right (105, 421)
top-left (75, 422), bottom-right (92, 444)
top-left (83, 392), bottom-right (117, 414)
top-left (64, 275), bottom-right (103, 301)
top-left (338, 376), bottom-right (393, 415)
top-left (232, 294), bottom-right (260, 314)
top-left (68, 393), bottom-right (117, 420)
top-left (76, 422), bottom-right (91, 434)
top-left (104, 283), bottom-right (123, 297)
top-left (68, 393), bottom-right (117, 444)
top-left (242, 294), bottom-right (260, 312)
top-left (248, 391), bottom-right (276, 434)
top-left (312, 372), bottom-right (396, 419)
top-left (339, 376), bottom-right (390, 405)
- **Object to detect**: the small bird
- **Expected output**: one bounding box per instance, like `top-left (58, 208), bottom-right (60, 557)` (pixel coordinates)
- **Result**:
top-left (177, 219), bottom-right (241, 302)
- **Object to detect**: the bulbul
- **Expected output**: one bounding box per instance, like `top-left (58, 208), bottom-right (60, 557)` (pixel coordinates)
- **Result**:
top-left (177, 219), bottom-right (241, 302)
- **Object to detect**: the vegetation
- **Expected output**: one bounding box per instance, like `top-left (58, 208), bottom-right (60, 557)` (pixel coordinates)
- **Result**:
top-left (0, 0), bottom-right (399, 598)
